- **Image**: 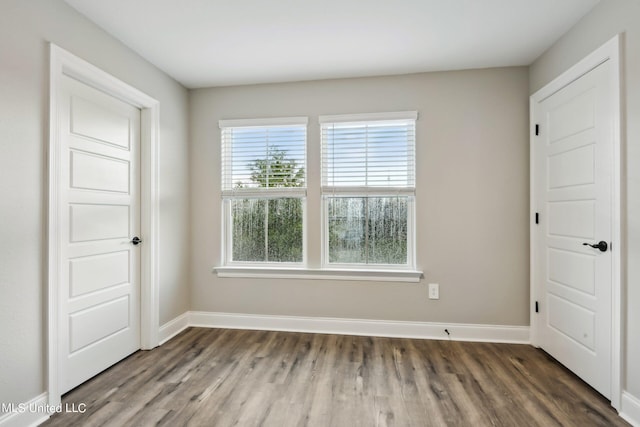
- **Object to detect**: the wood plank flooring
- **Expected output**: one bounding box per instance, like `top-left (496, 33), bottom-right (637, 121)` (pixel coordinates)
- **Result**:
top-left (42, 327), bottom-right (628, 427)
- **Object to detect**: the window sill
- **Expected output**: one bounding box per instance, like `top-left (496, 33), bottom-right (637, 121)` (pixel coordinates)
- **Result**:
top-left (213, 266), bottom-right (423, 283)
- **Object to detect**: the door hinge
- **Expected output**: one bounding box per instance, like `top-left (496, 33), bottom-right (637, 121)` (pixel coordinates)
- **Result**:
top-left (535, 124), bottom-right (539, 136)
top-left (535, 212), bottom-right (539, 224)
top-left (535, 301), bottom-right (539, 313)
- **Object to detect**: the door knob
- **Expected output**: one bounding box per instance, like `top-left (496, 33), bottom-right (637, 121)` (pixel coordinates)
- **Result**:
top-left (582, 241), bottom-right (608, 252)
top-left (131, 236), bottom-right (142, 245)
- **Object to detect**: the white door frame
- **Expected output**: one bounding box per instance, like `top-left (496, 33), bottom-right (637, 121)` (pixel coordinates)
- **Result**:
top-left (47, 44), bottom-right (160, 406)
top-left (530, 34), bottom-right (622, 410)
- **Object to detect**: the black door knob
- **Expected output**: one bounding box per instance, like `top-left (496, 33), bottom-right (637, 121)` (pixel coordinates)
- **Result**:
top-left (131, 236), bottom-right (142, 245)
top-left (582, 241), bottom-right (608, 252)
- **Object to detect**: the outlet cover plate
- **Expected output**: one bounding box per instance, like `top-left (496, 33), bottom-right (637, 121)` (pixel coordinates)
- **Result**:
top-left (428, 283), bottom-right (439, 299)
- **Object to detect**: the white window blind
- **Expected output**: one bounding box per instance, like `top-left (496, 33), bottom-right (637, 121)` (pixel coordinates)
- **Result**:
top-left (220, 117), bottom-right (307, 197)
top-left (320, 112), bottom-right (417, 194)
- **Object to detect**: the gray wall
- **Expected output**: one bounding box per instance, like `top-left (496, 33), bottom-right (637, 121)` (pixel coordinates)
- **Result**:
top-left (190, 68), bottom-right (530, 325)
top-left (530, 0), bottom-right (640, 400)
top-left (0, 0), bottom-right (190, 408)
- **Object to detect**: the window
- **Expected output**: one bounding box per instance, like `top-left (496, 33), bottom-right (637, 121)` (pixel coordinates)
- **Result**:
top-left (321, 112), bottom-right (417, 269)
top-left (220, 117), bottom-right (307, 265)
top-left (217, 112), bottom-right (421, 281)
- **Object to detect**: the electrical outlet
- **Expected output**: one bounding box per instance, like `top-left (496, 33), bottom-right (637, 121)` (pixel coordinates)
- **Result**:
top-left (428, 283), bottom-right (439, 300)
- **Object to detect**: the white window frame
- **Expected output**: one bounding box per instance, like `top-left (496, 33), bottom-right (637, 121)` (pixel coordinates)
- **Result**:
top-left (214, 113), bottom-right (422, 282)
top-left (219, 117), bottom-right (308, 267)
top-left (319, 111), bottom-right (418, 271)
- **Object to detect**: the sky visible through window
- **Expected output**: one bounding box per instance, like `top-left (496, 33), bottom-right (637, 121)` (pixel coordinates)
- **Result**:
top-left (228, 126), bottom-right (306, 189)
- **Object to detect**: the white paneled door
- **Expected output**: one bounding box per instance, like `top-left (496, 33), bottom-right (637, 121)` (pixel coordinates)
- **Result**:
top-left (533, 60), bottom-right (614, 399)
top-left (58, 75), bottom-right (141, 393)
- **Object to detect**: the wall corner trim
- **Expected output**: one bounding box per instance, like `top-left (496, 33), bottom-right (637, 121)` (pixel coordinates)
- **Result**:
top-left (621, 391), bottom-right (640, 427)
top-left (159, 311), bottom-right (530, 345)
top-left (0, 393), bottom-right (50, 427)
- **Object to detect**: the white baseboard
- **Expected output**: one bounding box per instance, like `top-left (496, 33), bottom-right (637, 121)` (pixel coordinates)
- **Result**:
top-left (0, 393), bottom-right (51, 427)
top-left (171, 311), bottom-right (530, 344)
top-left (621, 391), bottom-right (640, 427)
top-left (158, 312), bottom-right (190, 345)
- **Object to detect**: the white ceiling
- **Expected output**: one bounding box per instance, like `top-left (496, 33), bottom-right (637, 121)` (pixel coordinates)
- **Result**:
top-left (64, 0), bottom-right (600, 89)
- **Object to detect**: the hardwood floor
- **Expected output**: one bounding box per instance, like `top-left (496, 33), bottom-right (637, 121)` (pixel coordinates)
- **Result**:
top-left (42, 327), bottom-right (628, 427)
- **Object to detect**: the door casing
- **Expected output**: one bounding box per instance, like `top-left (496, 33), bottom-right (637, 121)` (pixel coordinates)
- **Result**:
top-left (48, 44), bottom-right (160, 406)
top-left (530, 34), bottom-right (623, 410)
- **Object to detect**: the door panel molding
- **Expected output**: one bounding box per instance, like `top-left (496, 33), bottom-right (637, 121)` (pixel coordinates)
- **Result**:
top-left (48, 44), bottom-right (160, 406)
top-left (530, 34), bottom-right (622, 410)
